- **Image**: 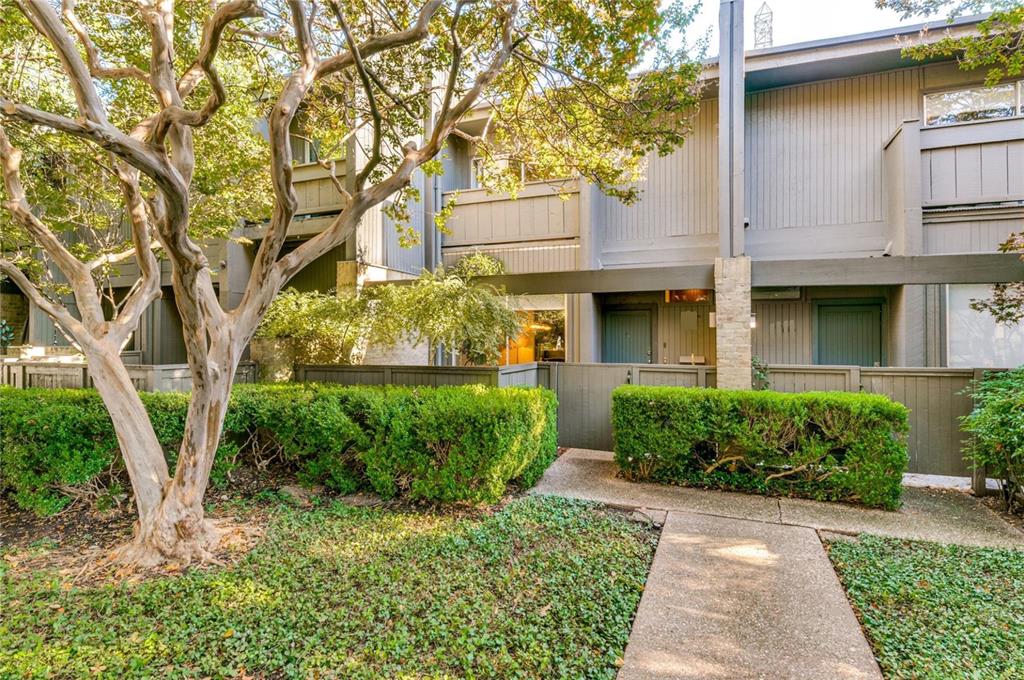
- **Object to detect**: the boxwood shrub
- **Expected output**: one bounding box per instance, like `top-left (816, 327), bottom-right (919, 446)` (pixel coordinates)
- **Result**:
top-left (612, 385), bottom-right (909, 509)
top-left (0, 383), bottom-right (557, 514)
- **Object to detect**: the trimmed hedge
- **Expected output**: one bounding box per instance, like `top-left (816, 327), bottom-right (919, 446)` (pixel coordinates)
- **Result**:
top-left (0, 383), bottom-right (557, 514)
top-left (612, 386), bottom-right (909, 509)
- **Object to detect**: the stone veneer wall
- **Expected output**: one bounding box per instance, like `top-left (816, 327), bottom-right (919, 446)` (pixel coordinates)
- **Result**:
top-left (714, 256), bottom-right (752, 389)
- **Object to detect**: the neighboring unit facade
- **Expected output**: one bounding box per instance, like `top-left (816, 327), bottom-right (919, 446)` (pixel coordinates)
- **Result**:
top-left (436, 12), bottom-right (1024, 379)
top-left (7, 9), bottom-right (1023, 378)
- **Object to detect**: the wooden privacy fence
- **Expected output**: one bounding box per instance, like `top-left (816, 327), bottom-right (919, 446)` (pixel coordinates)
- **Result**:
top-left (294, 361), bottom-right (983, 479)
top-left (0, 360), bottom-right (257, 392)
top-left (0, 358), bottom-right (984, 479)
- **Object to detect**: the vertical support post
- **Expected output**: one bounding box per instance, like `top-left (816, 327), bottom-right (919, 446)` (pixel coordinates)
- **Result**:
top-left (714, 256), bottom-right (752, 389)
top-left (718, 0), bottom-right (745, 258)
top-left (883, 122), bottom-right (925, 367)
top-left (971, 367), bottom-right (990, 497)
top-left (714, 0), bottom-right (751, 390)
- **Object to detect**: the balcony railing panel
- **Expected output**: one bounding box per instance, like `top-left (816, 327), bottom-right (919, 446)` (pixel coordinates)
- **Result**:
top-left (920, 118), bottom-right (1024, 208)
top-left (442, 180), bottom-right (579, 248)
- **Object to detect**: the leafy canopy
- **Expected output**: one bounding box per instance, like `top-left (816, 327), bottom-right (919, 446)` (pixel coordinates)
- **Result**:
top-left (0, 1), bottom-right (274, 278)
top-left (257, 253), bottom-right (519, 365)
top-left (2, 0), bottom-right (704, 303)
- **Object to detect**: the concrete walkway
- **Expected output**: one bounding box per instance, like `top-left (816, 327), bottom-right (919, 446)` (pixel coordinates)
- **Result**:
top-left (618, 512), bottom-right (881, 679)
top-left (535, 449), bottom-right (1024, 549)
top-left (532, 449), bottom-right (1024, 680)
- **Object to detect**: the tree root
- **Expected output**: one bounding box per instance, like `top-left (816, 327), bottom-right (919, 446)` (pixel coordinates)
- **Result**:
top-left (110, 516), bottom-right (225, 570)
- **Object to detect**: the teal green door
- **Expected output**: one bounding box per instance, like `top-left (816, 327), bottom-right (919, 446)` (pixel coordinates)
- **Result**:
top-left (816, 304), bottom-right (883, 366)
top-left (602, 310), bottom-right (652, 363)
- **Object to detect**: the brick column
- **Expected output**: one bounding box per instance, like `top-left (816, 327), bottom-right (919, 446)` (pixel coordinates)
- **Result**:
top-left (714, 256), bottom-right (752, 390)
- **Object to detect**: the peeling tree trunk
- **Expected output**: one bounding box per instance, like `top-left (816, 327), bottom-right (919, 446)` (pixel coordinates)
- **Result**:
top-left (123, 350), bottom-right (238, 567)
top-left (84, 347), bottom-right (170, 520)
top-left (85, 341), bottom-right (240, 567)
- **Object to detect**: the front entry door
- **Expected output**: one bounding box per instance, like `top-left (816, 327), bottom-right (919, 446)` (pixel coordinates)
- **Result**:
top-left (816, 303), bottom-right (884, 366)
top-left (602, 309), bottom-right (653, 364)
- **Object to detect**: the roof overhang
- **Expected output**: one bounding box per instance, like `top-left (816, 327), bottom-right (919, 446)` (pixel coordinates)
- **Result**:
top-left (704, 13), bottom-right (988, 91)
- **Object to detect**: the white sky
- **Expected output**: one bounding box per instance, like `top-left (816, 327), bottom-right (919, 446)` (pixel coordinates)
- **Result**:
top-left (687, 0), bottom-right (932, 56)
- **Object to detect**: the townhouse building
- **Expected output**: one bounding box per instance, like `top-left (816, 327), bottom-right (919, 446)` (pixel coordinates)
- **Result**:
top-left (7, 7), bottom-right (1023, 386)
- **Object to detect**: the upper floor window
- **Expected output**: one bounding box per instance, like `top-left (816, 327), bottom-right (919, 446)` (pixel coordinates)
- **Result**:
top-left (924, 82), bottom-right (1021, 127)
top-left (469, 156), bottom-right (562, 189)
top-left (289, 134), bottom-right (320, 165)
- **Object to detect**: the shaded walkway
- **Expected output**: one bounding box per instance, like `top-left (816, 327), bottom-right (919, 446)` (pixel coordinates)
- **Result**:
top-left (534, 449), bottom-right (1024, 549)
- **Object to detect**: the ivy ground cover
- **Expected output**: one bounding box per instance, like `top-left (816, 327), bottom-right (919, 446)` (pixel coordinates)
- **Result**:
top-left (1, 496), bottom-right (655, 679)
top-left (827, 535), bottom-right (1024, 679)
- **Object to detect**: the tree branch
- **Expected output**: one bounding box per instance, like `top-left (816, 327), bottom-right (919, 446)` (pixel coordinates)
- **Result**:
top-left (0, 258), bottom-right (86, 340)
top-left (0, 125), bottom-right (108, 327)
top-left (0, 98), bottom-right (187, 200)
top-left (61, 0), bottom-right (152, 86)
top-left (328, 0), bottom-right (383, 192)
top-left (14, 0), bottom-right (108, 124)
top-left (149, 0), bottom-right (264, 147)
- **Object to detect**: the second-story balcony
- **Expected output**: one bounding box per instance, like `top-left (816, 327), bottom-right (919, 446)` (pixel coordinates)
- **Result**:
top-left (441, 179), bottom-right (581, 274)
top-left (885, 115), bottom-right (1023, 258)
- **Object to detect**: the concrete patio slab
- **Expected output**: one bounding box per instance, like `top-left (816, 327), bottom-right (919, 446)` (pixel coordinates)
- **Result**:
top-left (619, 511), bottom-right (881, 680)
top-left (533, 449), bottom-right (1024, 549)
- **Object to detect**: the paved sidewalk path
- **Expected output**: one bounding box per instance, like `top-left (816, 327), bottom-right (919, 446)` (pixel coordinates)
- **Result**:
top-left (534, 450), bottom-right (1022, 679)
top-left (534, 449), bottom-right (1024, 549)
top-left (618, 511), bottom-right (881, 680)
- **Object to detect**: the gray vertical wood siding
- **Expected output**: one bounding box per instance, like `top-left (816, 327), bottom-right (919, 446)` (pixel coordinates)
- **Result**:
top-left (292, 163), bottom-right (347, 216)
top-left (923, 209), bottom-right (1023, 255)
top-left (751, 300), bottom-right (812, 364)
top-left (860, 368), bottom-right (976, 476)
top-left (597, 101), bottom-right (720, 267)
top-left (920, 120), bottom-right (1024, 207)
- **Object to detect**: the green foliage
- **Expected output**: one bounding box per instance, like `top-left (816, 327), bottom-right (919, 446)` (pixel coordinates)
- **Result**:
top-left (375, 260), bottom-right (520, 365)
top-left (611, 386), bottom-right (909, 509)
top-left (877, 1), bottom-right (1024, 85)
top-left (962, 368), bottom-right (1024, 512)
top-left (828, 534), bottom-right (1024, 679)
top-left (0, 0), bottom-right (273, 272)
top-left (0, 389), bottom-right (190, 514)
top-left (0, 383), bottom-right (558, 513)
top-left (1, 496), bottom-right (654, 679)
top-left (254, 289), bottom-right (377, 364)
top-left (0, 319), bottom-right (13, 350)
top-left (351, 384), bottom-right (559, 502)
top-left (751, 355), bottom-right (771, 390)
top-left (256, 254), bottom-right (517, 366)
top-left (970, 233), bottom-right (1024, 325)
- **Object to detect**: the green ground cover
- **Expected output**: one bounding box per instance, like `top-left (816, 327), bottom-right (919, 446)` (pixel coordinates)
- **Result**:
top-left (827, 535), bottom-right (1024, 679)
top-left (1, 496), bottom-right (654, 679)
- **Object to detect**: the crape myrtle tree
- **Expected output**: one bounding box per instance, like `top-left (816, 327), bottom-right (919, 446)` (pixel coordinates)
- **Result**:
top-left (0, 0), bottom-right (702, 565)
top-left (878, 0), bottom-right (1024, 323)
